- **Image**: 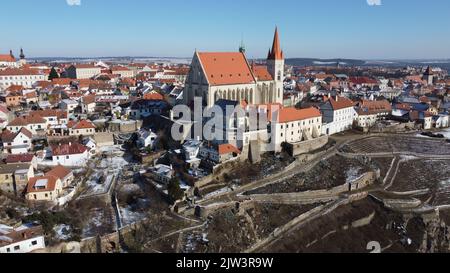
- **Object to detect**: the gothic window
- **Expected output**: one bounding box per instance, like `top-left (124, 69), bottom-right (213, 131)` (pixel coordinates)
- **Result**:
top-left (277, 71), bottom-right (281, 81)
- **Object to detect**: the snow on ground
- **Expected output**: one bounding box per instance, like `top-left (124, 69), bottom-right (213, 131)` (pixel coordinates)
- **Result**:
top-left (400, 155), bottom-right (420, 161)
top-left (83, 171), bottom-right (115, 196)
top-left (416, 128), bottom-right (450, 139)
top-left (53, 224), bottom-right (72, 241)
top-left (345, 167), bottom-right (363, 183)
top-left (119, 206), bottom-right (148, 226)
top-left (82, 210), bottom-right (106, 238)
top-left (203, 187), bottom-right (232, 199)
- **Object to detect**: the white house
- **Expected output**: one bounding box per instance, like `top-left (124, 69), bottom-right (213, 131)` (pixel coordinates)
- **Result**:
top-left (0, 128), bottom-right (33, 154)
top-left (270, 106), bottom-right (323, 152)
top-left (0, 224), bottom-right (46, 253)
top-left (150, 164), bottom-right (174, 184)
top-left (25, 175), bottom-right (63, 201)
top-left (51, 142), bottom-right (90, 166)
top-left (320, 96), bottom-right (355, 135)
top-left (199, 143), bottom-right (241, 164)
top-left (137, 128), bottom-right (157, 149)
top-left (67, 119), bottom-right (96, 136)
top-left (7, 114), bottom-right (47, 135)
top-left (66, 64), bottom-right (102, 79)
top-left (0, 68), bottom-right (46, 89)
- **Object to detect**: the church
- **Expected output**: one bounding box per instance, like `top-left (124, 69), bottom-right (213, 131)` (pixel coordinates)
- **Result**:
top-left (183, 28), bottom-right (285, 108)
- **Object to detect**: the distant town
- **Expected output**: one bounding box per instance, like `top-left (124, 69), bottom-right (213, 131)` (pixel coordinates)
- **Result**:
top-left (1, 27), bottom-right (450, 254)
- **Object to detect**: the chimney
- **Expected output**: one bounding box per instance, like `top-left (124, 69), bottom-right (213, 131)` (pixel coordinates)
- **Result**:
top-left (335, 96), bottom-right (339, 102)
top-left (69, 142), bottom-right (72, 146)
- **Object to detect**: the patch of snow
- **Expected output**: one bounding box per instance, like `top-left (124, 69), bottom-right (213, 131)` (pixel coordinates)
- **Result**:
top-left (346, 167), bottom-right (362, 183)
top-left (119, 206), bottom-right (147, 226)
top-left (400, 155), bottom-right (420, 162)
top-left (54, 224), bottom-right (72, 241)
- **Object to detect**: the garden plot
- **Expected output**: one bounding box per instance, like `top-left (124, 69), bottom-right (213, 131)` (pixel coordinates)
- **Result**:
top-left (370, 157), bottom-right (395, 180)
top-left (245, 155), bottom-right (371, 195)
top-left (389, 159), bottom-right (450, 206)
top-left (180, 203), bottom-right (322, 253)
top-left (342, 136), bottom-right (450, 155)
top-left (262, 198), bottom-right (424, 253)
top-left (82, 146), bottom-right (131, 197)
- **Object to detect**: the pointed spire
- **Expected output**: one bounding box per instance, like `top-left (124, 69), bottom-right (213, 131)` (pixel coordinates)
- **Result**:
top-left (268, 27), bottom-right (283, 60)
top-left (20, 48), bottom-right (25, 59)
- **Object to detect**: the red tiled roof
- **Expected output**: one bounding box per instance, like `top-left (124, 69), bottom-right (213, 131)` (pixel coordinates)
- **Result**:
top-left (52, 78), bottom-right (72, 86)
top-left (277, 107), bottom-right (322, 123)
top-left (18, 127), bottom-right (33, 138)
top-left (0, 54), bottom-right (16, 62)
top-left (72, 64), bottom-right (98, 69)
top-left (8, 115), bottom-right (46, 126)
top-left (218, 143), bottom-right (241, 155)
top-left (68, 119), bottom-right (96, 130)
top-left (27, 176), bottom-right (58, 193)
top-left (349, 77), bottom-right (378, 85)
top-left (1, 129), bottom-right (16, 143)
top-left (51, 142), bottom-right (88, 156)
top-left (143, 92), bottom-right (164, 101)
top-left (329, 96), bottom-right (354, 110)
top-left (111, 66), bottom-right (130, 71)
top-left (82, 94), bottom-right (96, 105)
top-left (197, 52), bottom-right (255, 86)
top-left (31, 109), bottom-right (67, 119)
top-left (0, 68), bottom-right (42, 76)
top-left (5, 85), bottom-right (24, 92)
top-left (45, 165), bottom-right (72, 181)
top-left (252, 65), bottom-right (273, 81)
top-left (5, 153), bottom-right (35, 164)
top-left (267, 27), bottom-right (284, 60)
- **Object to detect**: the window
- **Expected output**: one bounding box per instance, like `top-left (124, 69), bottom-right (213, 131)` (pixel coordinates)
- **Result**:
top-left (66, 156), bottom-right (69, 159)
top-left (32, 240), bottom-right (37, 246)
top-left (14, 245), bottom-right (20, 251)
top-left (6, 248), bottom-right (10, 253)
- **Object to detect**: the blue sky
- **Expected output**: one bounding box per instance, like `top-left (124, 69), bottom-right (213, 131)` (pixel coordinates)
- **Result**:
top-left (1, 0), bottom-right (450, 59)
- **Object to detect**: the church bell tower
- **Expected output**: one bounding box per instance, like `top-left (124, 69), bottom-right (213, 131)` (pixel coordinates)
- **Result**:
top-left (267, 27), bottom-right (284, 104)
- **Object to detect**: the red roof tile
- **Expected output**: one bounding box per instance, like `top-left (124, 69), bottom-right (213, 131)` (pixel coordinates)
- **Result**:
top-left (277, 107), bottom-right (322, 123)
top-left (218, 143), bottom-right (241, 155)
top-left (197, 52), bottom-right (255, 86)
top-left (51, 142), bottom-right (88, 156)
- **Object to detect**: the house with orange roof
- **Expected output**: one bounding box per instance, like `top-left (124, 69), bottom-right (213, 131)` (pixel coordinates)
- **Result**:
top-left (7, 114), bottom-right (47, 135)
top-left (0, 51), bottom-right (18, 68)
top-left (0, 68), bottom-right (46, 89)
top-left (67, 119), bottom-right (96, 136)
top-left (4, 91), bottom-right (23, 107)
top-left (51, 142), bottom-right (89, 166)
top-left (111, 66), bottom-right (134, 78)
top-left (25, 175), bottom-right (63, 201)
top-left (45, 165), bottom-right (74, 188)
top-left (199, 143), bottom-right (241, 164)
top-left (354, 99), bottom-right (392, 129)
top-left (319, 96), bottom-right (356, 135)
top-left (81, 94), bottom-right (96, 113)
top-left (184, 28), bottom-right (285, 108)
top-left (270, 106), bottom-right (322, 152)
